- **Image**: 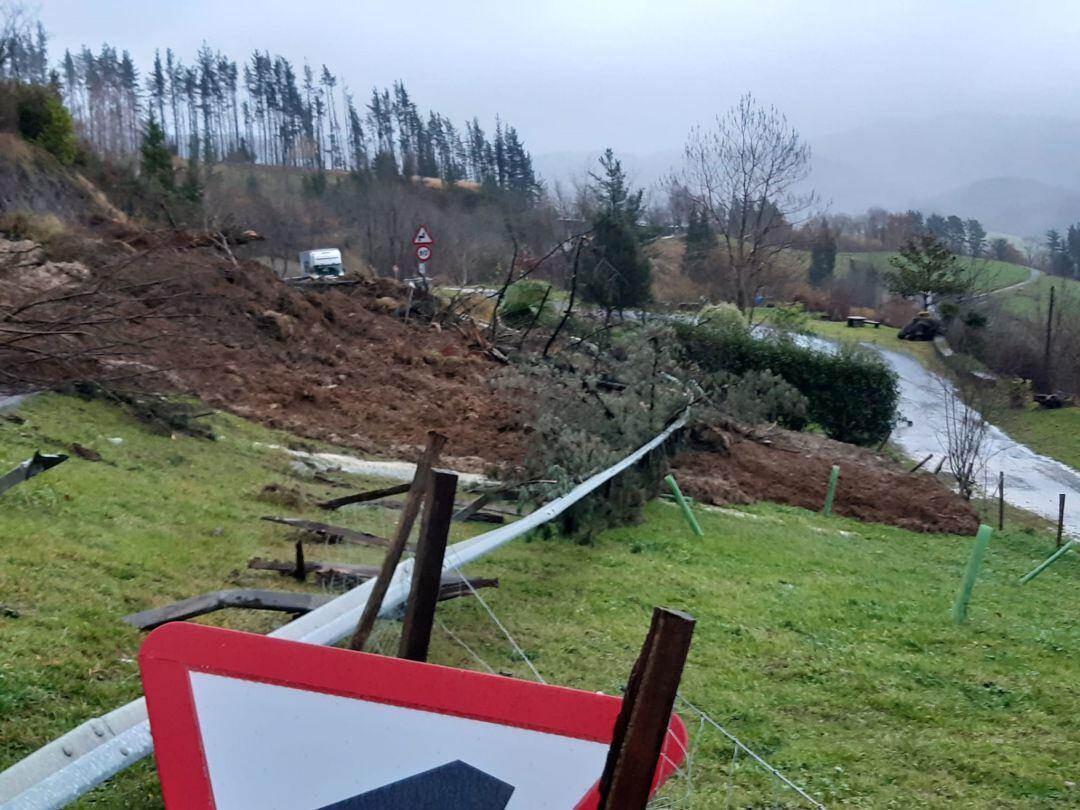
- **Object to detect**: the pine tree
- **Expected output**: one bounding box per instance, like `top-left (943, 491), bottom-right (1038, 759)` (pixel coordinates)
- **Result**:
top-left (682, 207), bottom-right (717, 280)
top-left (589, 148), bottom-right (642, 224)
top-left (581, 212), bottom-right (652, 310)
top-left (140, 115), bottom-right (174, 188)
top-left (808, 220), bottom-right (837, 287)
top-left (965, 218), bottom-right (986, 258)
top-left (887, 235), bottom-right (967, 308)
top-left (580, 150), bottom-right (651, 309)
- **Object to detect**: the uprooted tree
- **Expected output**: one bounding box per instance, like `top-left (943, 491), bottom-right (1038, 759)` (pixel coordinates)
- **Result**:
top-left (673, 93), bottom-right (816, 312)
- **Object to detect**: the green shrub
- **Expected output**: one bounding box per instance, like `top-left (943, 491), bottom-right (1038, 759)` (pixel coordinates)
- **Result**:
top-left (15, 85), bottom-right (77, 165)
top-left (499, 279), bottom-right (557, 327)
top-left (677, 322), bottom-right (898, 445)
top-left (707, 369), bottom-right (809, 429)
top-left (696, 301), bottom-right (747, 336)
top-left (498, 326), bottom-right (688, 539)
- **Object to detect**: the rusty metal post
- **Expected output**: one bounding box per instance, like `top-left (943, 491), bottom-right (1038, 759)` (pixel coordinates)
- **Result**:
top-left (1057, 493), bottom-right (1066, 548)
top-left (598, 607), bottom-right (695, 810)
top-left (399, 470), bottom-right (458, 662)
top-left (349, 431), bottom-right (447, 651)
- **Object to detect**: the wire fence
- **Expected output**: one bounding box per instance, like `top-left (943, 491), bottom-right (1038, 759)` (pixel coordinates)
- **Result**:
top-left (296, 469), bottom-right (828, 809)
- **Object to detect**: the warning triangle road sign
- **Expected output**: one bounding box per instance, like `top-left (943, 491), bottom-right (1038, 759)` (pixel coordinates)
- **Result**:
top-left (140, 623), bottom-right (687, 810)
top-left (316, 761), bottom-right (514, 809)
top-left (412, 225), bottom-right (434, 245)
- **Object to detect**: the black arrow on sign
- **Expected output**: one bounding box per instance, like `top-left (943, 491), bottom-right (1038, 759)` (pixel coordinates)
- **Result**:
top-left (315, 760), bottom-right (514, 810)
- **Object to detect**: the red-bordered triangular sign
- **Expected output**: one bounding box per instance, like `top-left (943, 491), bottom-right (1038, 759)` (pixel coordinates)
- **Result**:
top-left (412, 225), bottom-right (434, 245)
top-left (140, 623), bottom-right (687, 809)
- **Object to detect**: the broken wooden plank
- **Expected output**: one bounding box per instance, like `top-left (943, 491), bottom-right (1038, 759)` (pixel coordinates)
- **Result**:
top-left (123, 589), bottom-right (334, 631)
top-left (434, 576), bottom-right (499, 601)
top-left (248, 558), bottom-right (380, 579)
top-left (260, 516), bottom-right (406, 551)
top-left (355, 497), bottom-right (504, 523)
top-left (453, 491), bottom-right (495, 523)
top-left (317, 482), bottom-right (411, 511)
top-left (351, 433), bottom-right (448, 650)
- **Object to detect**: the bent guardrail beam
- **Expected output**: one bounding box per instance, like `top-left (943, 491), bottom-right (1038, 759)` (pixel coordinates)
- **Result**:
top-left (0, 410), bottom-right (687, 810)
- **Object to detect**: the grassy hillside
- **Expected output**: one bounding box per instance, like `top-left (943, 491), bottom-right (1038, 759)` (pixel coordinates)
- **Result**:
top-left (648, 238), bottom-right (1032, 303)
top-left (2, 394), bottom-right (1078, 808)
top-left (998, 270), bottom-right (1080, 320)
top-left (836, 251), bottom-right (1031, 291)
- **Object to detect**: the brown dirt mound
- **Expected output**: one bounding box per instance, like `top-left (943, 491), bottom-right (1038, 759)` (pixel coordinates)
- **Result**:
top-left (127, 253), bottom-right (528, 468)
top-left (671, 425), bottom-right (979, 534)
top-left (0, 225), bottom-right (526, 468)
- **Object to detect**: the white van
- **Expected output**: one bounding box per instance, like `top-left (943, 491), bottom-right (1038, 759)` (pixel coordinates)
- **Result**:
top-left (297, 248), bottom-right (345, 278)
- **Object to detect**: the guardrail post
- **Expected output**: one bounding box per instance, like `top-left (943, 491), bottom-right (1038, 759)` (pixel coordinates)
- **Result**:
top-left (598, 607), bottom-right (695, 810)
top-left (399, 470), bottom-right (458, 662)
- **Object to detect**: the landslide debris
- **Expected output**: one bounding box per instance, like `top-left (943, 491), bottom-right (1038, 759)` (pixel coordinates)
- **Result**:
top-left (672, 423), bottom-right (979, 535)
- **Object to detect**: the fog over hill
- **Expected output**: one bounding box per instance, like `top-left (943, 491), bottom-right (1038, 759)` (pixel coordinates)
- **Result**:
top-left (536, 112), bottom-right (1080, 239)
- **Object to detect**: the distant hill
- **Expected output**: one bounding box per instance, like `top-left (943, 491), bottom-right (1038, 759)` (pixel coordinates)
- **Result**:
top-left (539, 112), bottom-right (1080, 237)
top-left (913, 177), bottom-right (1080, 239)
top-left (808, 112), bottom-right (1080, 234)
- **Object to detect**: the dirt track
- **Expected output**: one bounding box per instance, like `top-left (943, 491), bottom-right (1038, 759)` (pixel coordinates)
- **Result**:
top-left (671, 427), bottom-right (979, 535)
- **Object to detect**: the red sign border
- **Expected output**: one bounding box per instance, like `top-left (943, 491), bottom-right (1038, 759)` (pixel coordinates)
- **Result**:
top-left (140, 623), bottom-right (687, 809)
top-left (415, 245), bottom-right (433, 262)
top-left (412, 225), bottom-right (434, 246)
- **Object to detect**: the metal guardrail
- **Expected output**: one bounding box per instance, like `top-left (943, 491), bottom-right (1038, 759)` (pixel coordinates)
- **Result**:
top-left (0, 411), bottom-right (688, 809)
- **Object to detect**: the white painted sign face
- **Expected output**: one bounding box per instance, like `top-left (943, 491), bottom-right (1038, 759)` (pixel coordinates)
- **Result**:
top-left (412, 225), bottom-right (434, 245)
top-left (139, 624), bottom-right (687, 810)
top-left (415, 245), bottom-right (432, 262)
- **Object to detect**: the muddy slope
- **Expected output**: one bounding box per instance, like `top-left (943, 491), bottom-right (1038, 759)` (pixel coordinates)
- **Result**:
top-left (672, 426), bottom-right (979, 535)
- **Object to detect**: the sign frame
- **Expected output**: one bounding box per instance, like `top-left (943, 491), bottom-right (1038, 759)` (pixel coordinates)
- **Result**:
top-left (140, 623), bottom-right (686, 809)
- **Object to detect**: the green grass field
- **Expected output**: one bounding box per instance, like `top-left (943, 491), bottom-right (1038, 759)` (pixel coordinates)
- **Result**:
top-left (998, 270), bottom-right (1080, 320)
top-left (2, 395), bottom-right (1079, 808)
top-left (994, 405), bottom-right (1080, 472)
top-left (836, 252), bottom-right (1032, 292)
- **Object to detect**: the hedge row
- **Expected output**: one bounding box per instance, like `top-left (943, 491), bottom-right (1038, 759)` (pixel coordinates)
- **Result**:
top-left (677, 323), bottom-right (899, 446)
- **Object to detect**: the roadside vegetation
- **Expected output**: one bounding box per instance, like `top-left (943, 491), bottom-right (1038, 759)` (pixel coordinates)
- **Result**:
top-left (1, 394), bottom-right (1077, 808)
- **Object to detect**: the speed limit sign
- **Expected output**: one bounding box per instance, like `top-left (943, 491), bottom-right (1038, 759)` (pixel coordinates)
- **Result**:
top-left (415, 245), bottom-right (432, 262)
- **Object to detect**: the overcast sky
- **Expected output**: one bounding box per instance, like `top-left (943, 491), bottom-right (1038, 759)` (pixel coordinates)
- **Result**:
top-left (36, 0), bottom-right (1080, 155)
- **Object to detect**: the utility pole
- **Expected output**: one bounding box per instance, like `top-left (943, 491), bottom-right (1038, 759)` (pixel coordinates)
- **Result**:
top-left (1041, 285), bottom-right (1055, 393)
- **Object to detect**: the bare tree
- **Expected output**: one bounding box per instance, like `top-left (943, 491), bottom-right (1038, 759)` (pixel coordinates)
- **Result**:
top-left (674, 93), bottom-right (816, 313)
top-left (938, 380), bottom-right (992, 501)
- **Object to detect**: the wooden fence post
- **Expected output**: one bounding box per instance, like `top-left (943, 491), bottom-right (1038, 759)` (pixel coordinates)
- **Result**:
top-left (908, 454), bottom-right (933, 474)
top-left (597, 607), bottom-right (695, 810)
top-left (349, 431), bottom-right (447, 651)
top-left (998, 471), bottom-right (1005, 531)
top-left (398, 470), bottom-right (458, 662)
top-left (1057, 493), bottom-right (1066, 549)
top-left (293, 540), bottom-right (306, 582)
